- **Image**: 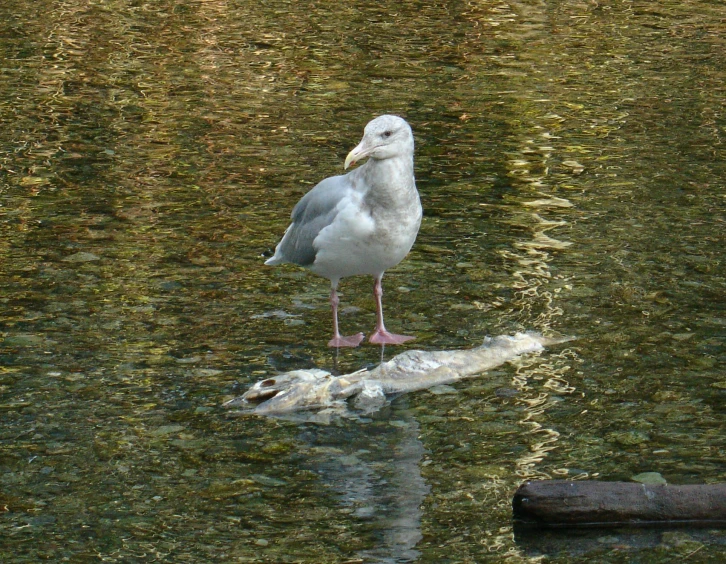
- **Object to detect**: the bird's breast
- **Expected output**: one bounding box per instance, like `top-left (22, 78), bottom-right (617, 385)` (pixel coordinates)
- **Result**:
top-left (310, 196), bottom-right (420, 280)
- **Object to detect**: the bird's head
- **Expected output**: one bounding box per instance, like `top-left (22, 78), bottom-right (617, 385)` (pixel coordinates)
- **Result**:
top-left (344, 115), bottom-right (414, 169)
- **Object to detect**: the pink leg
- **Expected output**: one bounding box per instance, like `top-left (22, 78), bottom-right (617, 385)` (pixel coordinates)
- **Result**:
top-left (327, 285), bottom-right (364, 348)
top-left (368, 276), bottom-right (415, 345)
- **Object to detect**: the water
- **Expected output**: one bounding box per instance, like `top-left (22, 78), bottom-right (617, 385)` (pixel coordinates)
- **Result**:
top-left (1, 0), bottom-right (724, 562)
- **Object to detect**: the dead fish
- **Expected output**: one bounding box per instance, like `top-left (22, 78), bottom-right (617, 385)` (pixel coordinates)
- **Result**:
top-left (224, 332), bottom-right (573, 416)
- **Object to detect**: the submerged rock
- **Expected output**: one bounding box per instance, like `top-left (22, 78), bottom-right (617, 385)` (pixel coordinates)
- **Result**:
top-left (62, 252), bottom-right (100, 262)
top-left (632, 472), bottom-right (667, 485)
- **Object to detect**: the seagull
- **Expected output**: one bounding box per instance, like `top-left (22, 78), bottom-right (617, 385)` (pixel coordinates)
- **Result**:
top-left (265, 115), bottom-right (422, 347)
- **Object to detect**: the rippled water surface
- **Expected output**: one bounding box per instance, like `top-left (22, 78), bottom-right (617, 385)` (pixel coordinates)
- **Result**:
top-left (1, 1), bottom-right (724, 562)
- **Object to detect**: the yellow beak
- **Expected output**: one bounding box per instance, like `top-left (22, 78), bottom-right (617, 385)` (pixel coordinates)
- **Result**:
top-left (344, 140), bottom-right (372, 170)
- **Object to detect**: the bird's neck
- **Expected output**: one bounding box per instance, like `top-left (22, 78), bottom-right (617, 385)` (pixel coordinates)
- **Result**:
top-left (358, 155), bottom-right (418, 213)
top-left (360, 155), bottom-right (415, 192)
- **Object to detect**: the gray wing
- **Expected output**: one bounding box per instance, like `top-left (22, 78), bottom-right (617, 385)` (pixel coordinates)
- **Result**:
top-left (266, 174), bottom-right (353, 267)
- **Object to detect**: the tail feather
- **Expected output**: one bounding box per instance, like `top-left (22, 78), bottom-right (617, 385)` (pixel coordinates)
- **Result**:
top-left (264, 254), bottom-right (284, 266)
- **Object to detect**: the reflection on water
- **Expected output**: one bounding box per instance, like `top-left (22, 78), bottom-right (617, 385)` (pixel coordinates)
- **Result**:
top-left (1, 0), bottom-right (724, 561)
top-left (298, 407), bottom-right (429, 563)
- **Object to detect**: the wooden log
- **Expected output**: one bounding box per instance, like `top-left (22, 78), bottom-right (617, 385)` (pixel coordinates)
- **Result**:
top-left (513, 480), bottom-right (726, 528)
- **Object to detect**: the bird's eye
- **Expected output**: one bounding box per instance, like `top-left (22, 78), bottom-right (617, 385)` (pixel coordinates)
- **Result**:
top-left (382, 130), bottom-right (392, 138)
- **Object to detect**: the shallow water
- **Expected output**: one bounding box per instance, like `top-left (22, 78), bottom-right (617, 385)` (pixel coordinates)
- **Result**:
top-left (1, 0), bottom-right (724, 562)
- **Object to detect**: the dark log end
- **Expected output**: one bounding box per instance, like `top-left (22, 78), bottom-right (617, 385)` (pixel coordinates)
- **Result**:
top-left (513, 480), bottom-right (726, 529)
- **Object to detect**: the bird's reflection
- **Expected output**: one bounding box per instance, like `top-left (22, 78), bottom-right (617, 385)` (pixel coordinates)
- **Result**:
top-left (296, 398), bottom-right (429, 563)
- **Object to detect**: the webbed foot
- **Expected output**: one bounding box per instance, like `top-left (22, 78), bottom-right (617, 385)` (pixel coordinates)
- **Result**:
top-left (328, 332), bottom-right (365, 348)
top-left (368, 330), bottom-right (415, 345)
